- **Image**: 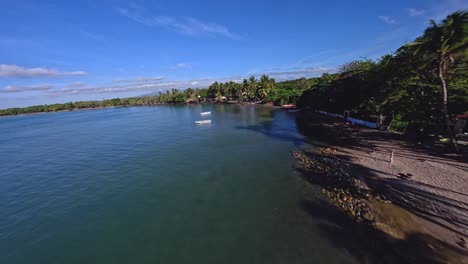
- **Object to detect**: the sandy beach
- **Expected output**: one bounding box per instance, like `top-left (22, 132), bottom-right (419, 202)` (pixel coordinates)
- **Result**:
top-left (295, 111), bottom-right (468, 263)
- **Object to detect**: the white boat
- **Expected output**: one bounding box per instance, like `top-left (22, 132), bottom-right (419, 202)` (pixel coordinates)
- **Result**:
top-left (288, 109), bottom-right (303, 113)
top-left (200, 111), bottom-right (211, 116)
top-left (195, 120), bottom-right (211, 125)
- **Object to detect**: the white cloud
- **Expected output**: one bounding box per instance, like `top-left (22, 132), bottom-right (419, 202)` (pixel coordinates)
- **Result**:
top-left (45, 79), bottom-right (208, 96)
top-left (117, 6), bottom-right (239, 39)
top-left (408, 8), bottom-right (426, 17)
top-left (172, 63), bottom-right (192, 69)
top-left (68, 82), bottom-right (85, 87)
top-left (2, 84), bottom-right (53, 93)
top-left (33, 67), bottom-right (337, 96)
top-left (378, 16), bottom-right (396, 24)
top-left (0, 64), bottom-right (87, 78)
top-left (47, 82), bottom-right (179, 95)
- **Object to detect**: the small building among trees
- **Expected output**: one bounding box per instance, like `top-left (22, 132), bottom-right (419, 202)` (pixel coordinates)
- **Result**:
top-left (454, 113), bottom-right (468, 138)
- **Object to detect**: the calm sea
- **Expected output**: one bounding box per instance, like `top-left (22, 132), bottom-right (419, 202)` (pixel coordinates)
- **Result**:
top-left (0, 105), bottom-right (358, 263)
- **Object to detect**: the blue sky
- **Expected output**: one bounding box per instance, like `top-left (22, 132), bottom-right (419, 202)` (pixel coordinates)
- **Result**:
top-left (0, 0), bottom-right (466, 108)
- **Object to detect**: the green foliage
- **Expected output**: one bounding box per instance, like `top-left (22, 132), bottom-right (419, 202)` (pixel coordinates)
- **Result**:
top-left (297, 11), bottom-right (467, 134)
top-left (268, 78), bottom-right (312, 105)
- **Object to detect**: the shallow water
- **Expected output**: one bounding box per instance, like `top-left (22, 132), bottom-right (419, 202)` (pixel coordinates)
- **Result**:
top-left (0, 105), bottom-right (358, 264)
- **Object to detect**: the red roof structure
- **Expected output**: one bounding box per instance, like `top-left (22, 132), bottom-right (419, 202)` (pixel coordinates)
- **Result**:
top-left (455, 113), bottom-right (468, 119)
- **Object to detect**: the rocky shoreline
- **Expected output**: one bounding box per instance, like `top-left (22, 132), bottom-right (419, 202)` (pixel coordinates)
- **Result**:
top-left (293, 112), bottom-right (468, 263)
top-left (294, 147), bottom-right (388, 224)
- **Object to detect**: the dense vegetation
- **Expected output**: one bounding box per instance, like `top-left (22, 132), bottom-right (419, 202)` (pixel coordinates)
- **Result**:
top-left (298, 11), bottom-right (467, 141)
top-left (1, 11), bottom-right (466, 141)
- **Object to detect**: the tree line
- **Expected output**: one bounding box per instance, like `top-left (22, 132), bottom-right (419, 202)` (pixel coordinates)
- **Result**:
top-left (0, 74), bottom-right (300, 116)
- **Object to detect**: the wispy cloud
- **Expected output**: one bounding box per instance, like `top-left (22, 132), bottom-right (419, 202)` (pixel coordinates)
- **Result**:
top-left (113, 76), bottom-right (164, 83)
top-left (48, 82), bottom-right (177, 95)
top-left (117, 6), bottom-right (239, 39)
top-left (288, 50), bottom-right (340, 69)
top-left (408, 8), bottom-right (426, 17)
top-left (263, 67), bottom-right (338, 80)
top-left (2, 84), bottom-right (53, 93)
top-left (8, 66), bottom-right (336, 97)
top-left (431, 0), bottom-right (467, 21)
top-left (0, 64), bottom-right (87, 78)
top-left (67, 82), bottom-right (85, 87)
top-left (172, 63), bottom-right (192, 69)
top-left (378, 16), bottom-right (397, 24)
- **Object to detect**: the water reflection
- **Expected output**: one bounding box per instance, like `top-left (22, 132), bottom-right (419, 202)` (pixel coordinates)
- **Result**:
top-left (235, 107), bottom-right (305, 146)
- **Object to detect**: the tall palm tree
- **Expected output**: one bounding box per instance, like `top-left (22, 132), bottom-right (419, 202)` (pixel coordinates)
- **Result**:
top-left (257, 75), bottom-right (275, 101)
top-left (208, 82), bottom-right (220, 98)
top-left (227, 81), bottom-right (237, 99)
top-left (239, 79), bottom-right (249, 101)
top-left (407, 11), bottom-right (467, 150)
top-left (248, 76), bottom-right (258, 101)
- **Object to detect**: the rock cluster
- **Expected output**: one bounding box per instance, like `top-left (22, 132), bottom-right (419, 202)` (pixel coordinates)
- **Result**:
top-left (294, 147), bottom-right (390, 224)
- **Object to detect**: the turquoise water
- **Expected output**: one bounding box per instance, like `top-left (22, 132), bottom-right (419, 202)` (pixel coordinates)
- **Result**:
top-left (0, 105), bottom-right (357, 263)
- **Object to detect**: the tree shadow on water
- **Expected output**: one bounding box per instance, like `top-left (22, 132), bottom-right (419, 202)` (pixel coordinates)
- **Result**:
top-left (235, 120), bottom-right (306, 147)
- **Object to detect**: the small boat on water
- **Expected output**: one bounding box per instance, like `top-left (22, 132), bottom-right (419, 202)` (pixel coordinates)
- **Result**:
top-left (281, 104), bottom-right (296, 109)
top-left (288, 109), bottom-right (303, 113)
top-left (200, 111), bottom-right (211, 116)
top-left (195, 120), bottom-right (211, 125)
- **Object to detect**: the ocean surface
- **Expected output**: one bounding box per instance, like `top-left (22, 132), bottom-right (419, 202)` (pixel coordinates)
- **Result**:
top-left (0, 105), bottom-right (358, 263)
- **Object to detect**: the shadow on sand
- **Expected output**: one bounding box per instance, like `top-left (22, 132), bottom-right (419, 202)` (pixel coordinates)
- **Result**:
top-left (236, 109), bottom-right (468, 262)
top-left (299, 197), bottom-right (466, 264)
top-left (294, 112), bottom-right (468, 236)
top-left (292, 111), bottom-right (468, 263)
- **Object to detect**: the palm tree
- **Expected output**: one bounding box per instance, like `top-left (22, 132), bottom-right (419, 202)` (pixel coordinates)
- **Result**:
top-left (257, 75), bottom-right (275, 101)
top-left (247, 76), bottom-right (258, 101)
top-left (240, 79), bottom-right (249, 101)
top-left (407, 11), bottom-right (467, 150)
top-left (220, 82), bottom-right (229, 97)
top-left (208, 82), bottom-right (220, 99)
top-left (226, 81), bottom-right (237, 99)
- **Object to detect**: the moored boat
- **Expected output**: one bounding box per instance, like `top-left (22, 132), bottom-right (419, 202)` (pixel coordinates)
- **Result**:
top-left (200, 111), bottom-right (211, 115)
top-left (195, 120), bottom-right (211, 125)
top-left (281, 104), bottom-right (296, 109)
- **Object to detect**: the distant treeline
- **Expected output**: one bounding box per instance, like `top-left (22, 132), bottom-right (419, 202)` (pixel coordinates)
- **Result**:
top-left (0, 75), bottom-right (304, 116)
top-left (1, 12), bottom-right (467, 139)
